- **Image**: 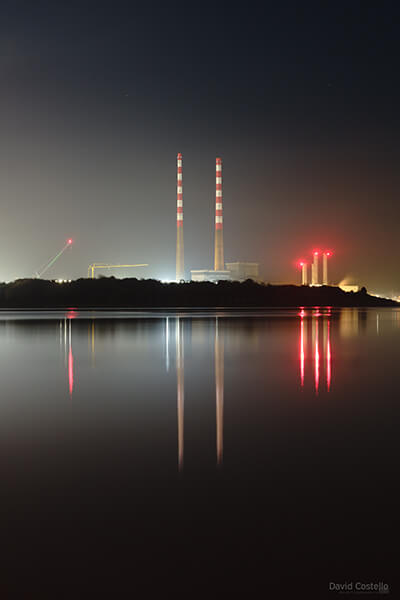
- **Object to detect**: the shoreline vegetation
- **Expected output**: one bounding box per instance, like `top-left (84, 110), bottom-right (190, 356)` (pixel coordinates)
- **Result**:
top-left (0, 278), bottom-right (397, 309)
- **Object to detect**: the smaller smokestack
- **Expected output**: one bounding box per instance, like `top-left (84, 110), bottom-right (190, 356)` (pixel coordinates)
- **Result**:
top-left (322, 251), bottom-right (332, 285)
top-left (311, 251), bottom-right (319, 285)
top-left (301, 262), bottom-right (308, 285)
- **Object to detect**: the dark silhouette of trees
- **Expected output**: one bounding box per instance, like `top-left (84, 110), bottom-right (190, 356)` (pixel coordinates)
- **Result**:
top-left (0, 278), bottom-right (396, 309)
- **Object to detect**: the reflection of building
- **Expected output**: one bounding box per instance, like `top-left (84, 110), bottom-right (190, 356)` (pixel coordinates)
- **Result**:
top-left (339, 308), bottom-right (361, 337)
top-left (226, 262), bottom-right (259, 282)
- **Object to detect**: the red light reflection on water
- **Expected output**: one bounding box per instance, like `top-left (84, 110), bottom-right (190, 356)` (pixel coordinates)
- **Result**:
top-left (300, 317), bottom-right (305, 387)
top-left (66, 310), bottom-right (78, 319)
top-left (68, 348), bottom-right (74, 396)
top-left (326, 320), bottom-right (331, 392)
top-left (315, 319), bottom-right (320, 394)
top-left (299, 311), bottom-right (332, 394)
top-left (66, 316), bottom-right (75, 397)
top-left (313, 306), bottom-right (322, 318)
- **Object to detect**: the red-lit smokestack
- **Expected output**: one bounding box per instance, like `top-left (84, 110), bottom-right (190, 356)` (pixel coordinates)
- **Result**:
top-left (214, 158), bottom-right (224, 271)
top-left (176, 153), bottom-right (184, 281)
top-left (323, 251), bottom-right (332, 285)
top-left (299, 261), bottom-right (308, 285)
top-left (311, 251), bottom-right (319, 285)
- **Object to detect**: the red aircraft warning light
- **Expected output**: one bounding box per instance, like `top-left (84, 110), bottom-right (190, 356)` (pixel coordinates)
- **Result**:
top-left (67, 238), bottom-right (73, 245)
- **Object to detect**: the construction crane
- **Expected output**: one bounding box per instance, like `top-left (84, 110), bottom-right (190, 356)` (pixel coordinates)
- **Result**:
top-left (35, 239), bottom-right (73, 278)
top-left (87, 264), bottom-right (148, 279)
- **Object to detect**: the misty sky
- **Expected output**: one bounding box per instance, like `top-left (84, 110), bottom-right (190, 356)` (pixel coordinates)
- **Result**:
top-left (0, 1), bottom-right (400, 293)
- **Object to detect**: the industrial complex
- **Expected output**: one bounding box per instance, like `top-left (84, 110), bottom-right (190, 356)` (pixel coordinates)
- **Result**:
top-left (28, 151), bottom-right (364, 292)
top-left (298, 251), bottom-right (359, 293)
top-left (298, 250), bottom-right (333, 287)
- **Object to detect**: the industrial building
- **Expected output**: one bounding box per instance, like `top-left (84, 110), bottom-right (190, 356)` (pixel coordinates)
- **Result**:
top-left (296, 251), bottom-right (362, 293)
top-left (226, 262), bottom-right (259, 282)
top-left (191, 269), bottom-right (231, 282)
top-left (191, 263), bottom-right (260, 283)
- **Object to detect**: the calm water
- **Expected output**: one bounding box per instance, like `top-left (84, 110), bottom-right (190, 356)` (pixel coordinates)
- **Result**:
top-left (0, 308), bottom-right (398, 597)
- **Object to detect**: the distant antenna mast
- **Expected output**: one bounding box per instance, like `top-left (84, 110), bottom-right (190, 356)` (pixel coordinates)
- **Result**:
top-left (35, 239), bottom-right (73, 278)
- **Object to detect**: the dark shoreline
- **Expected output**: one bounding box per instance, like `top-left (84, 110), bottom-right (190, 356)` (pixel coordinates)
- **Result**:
top-left (0, 306), bottom-right (397, 313)
top-left (0, 278), bottom-right (397, 309)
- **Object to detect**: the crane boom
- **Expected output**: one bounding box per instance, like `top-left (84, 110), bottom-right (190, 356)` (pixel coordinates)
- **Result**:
top-left (35, 239), bottom-right (73, 278)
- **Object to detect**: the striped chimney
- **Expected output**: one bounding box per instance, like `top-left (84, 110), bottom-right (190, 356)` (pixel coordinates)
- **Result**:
top-left (214, 157), bottom-right (224, 271)
top-left (176, 153), bottom-right (184, 281)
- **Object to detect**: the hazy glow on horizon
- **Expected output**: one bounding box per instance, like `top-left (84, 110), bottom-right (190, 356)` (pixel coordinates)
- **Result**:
top-left (0, 3), bottom-right (399, 294)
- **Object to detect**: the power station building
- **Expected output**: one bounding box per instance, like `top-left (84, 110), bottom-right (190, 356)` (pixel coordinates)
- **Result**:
top-left (191, 263), bottom-right (259, 282)
top-left (191, 269), bottom-right (231, 282)
top-left (226, 262), bottom-right (259, 282)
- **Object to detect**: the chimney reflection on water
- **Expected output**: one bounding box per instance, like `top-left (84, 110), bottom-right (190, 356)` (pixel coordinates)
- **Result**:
top-left (299, 309), bottom-right (332, 394)
top-left (174, 316), bottom-right (224, 471)
top-left (176, 318), bottom-right (184, 472)
top-left (215, 317), bottom-right (224, 467)
top-left (60, 315), bottom-right (75, 397)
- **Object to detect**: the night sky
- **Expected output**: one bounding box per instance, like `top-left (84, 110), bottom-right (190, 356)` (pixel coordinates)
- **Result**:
top-left (1, 1), bottom-right (400, 293)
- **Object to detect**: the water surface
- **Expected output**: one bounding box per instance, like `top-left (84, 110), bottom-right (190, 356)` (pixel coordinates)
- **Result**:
top-left (0, 308), bottom-right (398, 596)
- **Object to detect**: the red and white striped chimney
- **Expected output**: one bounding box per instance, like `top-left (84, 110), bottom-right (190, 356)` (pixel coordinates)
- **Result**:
top-left (176, 153), bottom-right (184, 281)
top-left (214, 157), bottom-right (224, 271)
